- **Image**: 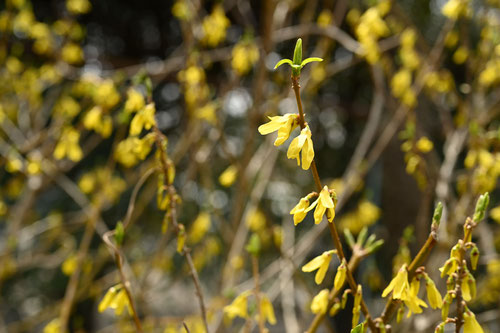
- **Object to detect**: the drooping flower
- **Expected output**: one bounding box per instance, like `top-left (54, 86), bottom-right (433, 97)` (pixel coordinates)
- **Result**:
top-left (302, 250), bottom-right (336, 284)
top-left (382, 264), bottom-right (409, 299)
top-left (403, 279), bottom-right (428, 316)
top-left (130, 103), bottom-right (156, 136)
top-left (310, 289), bottom-right (329, 314)
top-left (260, 294), bottom-right (277, 325)
top-left (305, 186), bottom-right (335, 224)
top-left (463, 310), bottom-right (484, 333)
top-left (223, 291), bottom-right (251, 320)
top-left (98, 284), bottom-right (132, 316)
top-left (334, 259), bottom-right (347, 292)
top-left (287, 125), bottom-right (315, 170)
top-left (290, 197), bottom-right (310, 225)
top-left (258, 113), bottom-right (298, 146)
top-left (424, 276), bottom-right (443, 309)
top-left (219, 165), bottom-right (237, 187)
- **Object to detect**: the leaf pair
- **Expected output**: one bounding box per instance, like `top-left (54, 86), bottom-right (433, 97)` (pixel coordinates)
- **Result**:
top-left (274, 38), bottom-right (323, 76)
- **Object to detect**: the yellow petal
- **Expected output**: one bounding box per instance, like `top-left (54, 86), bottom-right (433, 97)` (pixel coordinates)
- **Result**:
top-left (463, 311), bottom-right (484, 333)
top-left (313, 202), bottom-right (327, 224)
top-left (315, 254), bottom-right (331, 284)
top-left (319, 186), bottom-right (334, 208)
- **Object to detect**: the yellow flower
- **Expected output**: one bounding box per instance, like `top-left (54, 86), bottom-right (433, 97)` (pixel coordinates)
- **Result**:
top-left (310, 289), bottom-right (329, 314)
top-left (302, 250), bottom-right (336, 285)
top-left (463, 310), bottom-right (484, 333)
top-left (382, 264), bottom-right (409, 299)
top-left (54, 127), bottom-right (83, 162)
top-left (231, 42), bottom-right (259, 76)
top-left (98, 284), bottom-right (132, 316)
top-left (416, 137), bottom-right (433, 153)
top-left (258, 113), bottom-right (298, 146)
top-left (305, 186), bottom-right (335, 224)
top-left (114, 135), bottom-right (155, 167)
top-left (61, 43), bottom-right (83, 64)
top-left (62, 254), bottom-right (78, 276)
top-left (172, 0), bottom-right (192, 21)
top-left (287, 125), bottom-right (315, 170)
top-left (247, 208), bottom-right (266, 232)
top-left (83, 106), bottom-right (113, 138)
top-left (43, 318), bottom-right (61, 333)
top-left (219, 165), bottom-right (237, 187)
top-left (201, 5), bottom-right (230, 47)
top-left (334, 259), bottom-right (347, 292)
top-left (66, 0), bottom-right (92, 15)
top-left (290, 197), bottom-right (310, 225)
top-left (490, 206), bottom-right (500, 223)
top-left (124, 88), bottom-right (145, 113)
top-left (260, 295), bottom-right (276, 325)
top-left (425, 277), bottom-right (442, 309)
top-left (130, 103), bottom-right (156, 136)
top-left (189, 212), bottom-right (211, 244)
top-left (197, 102), bottom-right (217, 125)
top-left (223, 291), bottom-right (251, 320)
top-left (403, 279), bottom-right (427, 316)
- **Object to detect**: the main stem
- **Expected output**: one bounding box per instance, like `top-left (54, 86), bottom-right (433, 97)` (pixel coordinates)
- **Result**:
top-left (291, 76), bottom-right (376, 332)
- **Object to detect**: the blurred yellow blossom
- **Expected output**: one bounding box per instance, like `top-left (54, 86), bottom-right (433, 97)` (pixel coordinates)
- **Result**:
top-left (247, 208), bottom-right (266, 232)
top-left (130, 103), bottom-right (156, 135)
top-left (219, 165), bottom-right (237, 187)
top-left (260, 295), bottom-right (276, 325)
top-left (231, 41), bottom-right (259, 75)
top-left (416, 137), bottom-right (433, 153)
top-left (115, 134), bottom-right (155, 167)
top-left (54, 127), bottom-right (83, 162)
top-left (43, 319), bottom-right (61, 333)
top-left (189, 212), bottom-right (211, 244)
top-left (223, 291), bottom-right (251, 320)
top-left (172, 0), bottom-right (191, 21)
top-left (83, 106), bottom-right (113, 138)
top-left (98, 284), bottom-right (132, 316)
top-left (310, 289), bottom-right (329, 314)
top-left (62, 254), bottom-right (78, 276)
top-left (317, 10), bottom-right (333, 27)
top-left (124, 88), bottom-right (145, 113)
top-left (61, 43), bottom-right (83, 64)
top-left (201, 5), bottom-right (230, 47)
top-left (66, 0), bottom-right (91, 15)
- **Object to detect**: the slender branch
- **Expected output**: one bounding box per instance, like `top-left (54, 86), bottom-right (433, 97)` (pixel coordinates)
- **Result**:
top-left (153, 126), bottom-right (210, 333)
top-left (291, 76), bottom-right (376, 331)
top-left (252, 256), bottom-right (265, 333)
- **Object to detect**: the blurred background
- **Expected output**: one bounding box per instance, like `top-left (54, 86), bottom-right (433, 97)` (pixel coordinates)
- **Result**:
top-left (1, 0), bottom-right (500, 332)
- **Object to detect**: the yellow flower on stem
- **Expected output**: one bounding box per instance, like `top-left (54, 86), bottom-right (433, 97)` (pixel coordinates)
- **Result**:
top-left (305, 186), bottom-right (335, 224)
top-left (130, 103), bottom-right (156, 136)
top-left (98, 284), bottom-right (132, 316)
top-left (382, 264), bottom-right (409, 299)
top-left (260, 294), bottom-right (276, 325)
top-left (290, 197), bottom-right (310, 225)
top-left (223, 291), bottom-right (251, 321)
top-left (287, 125), bottom-right (315, 170)
top-left (258, 113), bottom-right (298, 146)
top-left (302, 250), bottom-right (336, 285)
top-left (53, 127), bottom-right (83, 162)
top-left (310, 289), bottom-right (329, 314)
top-left (424, 276), bottom-right (443, 309)
top-left (334, 259), bottom-right (347, 292)
top-left (403, 279), bottom-right (427, 317)
top-left (463, 309), bottom-right (484, 333)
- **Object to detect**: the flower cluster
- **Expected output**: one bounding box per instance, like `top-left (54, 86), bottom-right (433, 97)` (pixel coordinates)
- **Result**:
top-left (290, 186), bottom-right (336, 225)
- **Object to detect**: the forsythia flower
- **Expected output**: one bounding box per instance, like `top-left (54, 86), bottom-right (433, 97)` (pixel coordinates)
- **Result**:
top-left (260, 295), bottom-right (277, 325)
top-left (305, 186), bottom-right (335, 224)
top-left (124, 88), bottom-right (145, 113)
top-left (290, 197), bottom-right (310, 225)
top-left (310, 289), bottom-right (329, 314)
top-left (302, 250), bottom-right (336, 284)
top-left (231, 41), bottom-right (259, 75)
top-left (382, 264), bottom-right (409, 299)
top-left (201, 5), bottom-right (230, 47)
top-left (223, 291), bottom-right (251, 320)
top-left (287, 125), bottom-right (315, 170)
top-left (62, 254), bottom-right (78, 276)
top-left (219, 165), bottom-right (237, 187)
top-left (66, 0), bottom-right (92, 15)
top-left (189, 212), bottom-right (211, 244)
top-left (258, 113), bottom-right (298, 146)
top-left (403, 279), bottom-right (428, 316)
top-left (43, 318), bottom-right (61, 333)
top-left (334, 259), bottom-right (347, 291)
top-left (425, 277), bottom-right (443, 309)
top-left (416, 137), bottom-right (433, 153)
top-left (54, 127), bottom-right (83, 162)
top-left (83, 106), bottom-right (113, 138)
top-left (130, 103), bottom-right (156, 136)
top-left (98, 284), bottom-right (132, 316)
top-left (463, 310), bottom-right (484, 333)
top-left (247, 208), bottom-right (266, 231)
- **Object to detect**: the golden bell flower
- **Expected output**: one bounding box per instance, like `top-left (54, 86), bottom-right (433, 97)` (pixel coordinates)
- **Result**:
top-left (334, 259), bottom-right (347, 292)
top-left (463, 310), bottom-right (484, 333)
top-left (305, 186), bottom-right (335, 224)
top-left (290, 197), bottom-right (310, 225)
top-left (302, 250), bottom-right (336, 285)
top-left (403, 279), bottom-right (427, 316)
top-left (425, 277), bottom-right (443, 309)
top-left (219, 165), bottom-right (237, 187)
top-left (310, 289), bottom-right (329, 314)
top-left (189, 212), bottom-right (211, 244)
top-left (382, 264), bottom-right (409, 299)
top-left (130, 103), bottom-right (156, 136)
top-left (98, 284), bottom-right (132, 316)
top-left (53, 127), bottom-right (83, 162)
top-left (258, 113), bottom-right (298, 146)
top-left (260, 295), bottom-right (276, 325)
top-left (43, 318), bottom-right (61, 333)
top-left (223, 291), bottom-right (251, 320)
top-left (287, 125), bottom-right (315, 170)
